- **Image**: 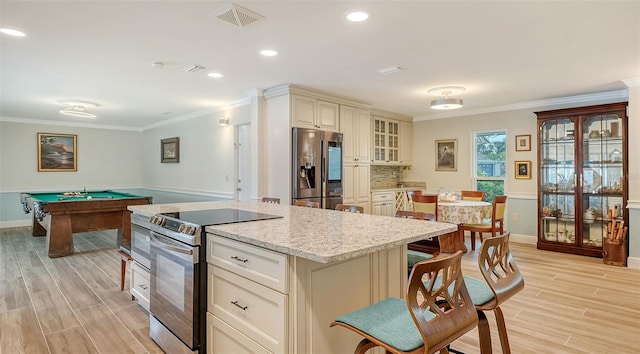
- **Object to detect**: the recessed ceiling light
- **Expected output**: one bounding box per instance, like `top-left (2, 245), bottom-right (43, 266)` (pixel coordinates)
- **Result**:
top-left (0, 28), bottom-right (26, 37)
top-left (346, 11), bottom-right (369, 22)
top-left (260, 49), bottom-right (278, 57)
top-left (208, 72), bottom-right (224, 78)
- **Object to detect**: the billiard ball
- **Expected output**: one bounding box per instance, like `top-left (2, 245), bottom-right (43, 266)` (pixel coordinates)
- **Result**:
top-left (87, 196), bottom-right (93, 200)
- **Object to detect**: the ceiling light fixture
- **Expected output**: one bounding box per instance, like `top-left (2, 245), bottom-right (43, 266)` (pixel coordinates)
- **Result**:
top-left (60, 105), bottom-right (97, 118)
top-left (346, 11), bottom-right (369, 22)
top-left (260, 49), bottom-right (278, 57)
top-left (0, 28), bottom-right (26, 37)
top-left (428, 86), bottom-right (466, 110)
top-left (208, 72), bottom-right (224, 78)
top-left (58, 100), bottom-right (99, 118)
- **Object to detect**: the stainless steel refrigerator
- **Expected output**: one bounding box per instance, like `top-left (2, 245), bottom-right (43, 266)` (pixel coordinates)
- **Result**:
top-left (292, 128), bottom-right (343, 209)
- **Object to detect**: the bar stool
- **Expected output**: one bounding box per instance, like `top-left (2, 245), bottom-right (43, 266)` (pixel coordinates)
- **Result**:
top-left (261, 197), bottom-right (280, 204)
top-left (395, 210), bottom-right (436, 272)
top-left (117, 249), bottom-right (132, 291)
top-left (331, 251), bottom-right (478, 354)
top-left (464, 232), bottom-right (524, 354)
top-left (294, 200), bottom-right (320, 208)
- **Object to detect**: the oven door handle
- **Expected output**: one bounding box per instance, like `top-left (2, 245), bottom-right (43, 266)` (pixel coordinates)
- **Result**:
top-left (149, 232), bottom-right (198, 263)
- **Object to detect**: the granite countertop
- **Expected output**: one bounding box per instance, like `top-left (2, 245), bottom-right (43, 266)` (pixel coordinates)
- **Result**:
top-left (128, 201), bottom-right (456, 264)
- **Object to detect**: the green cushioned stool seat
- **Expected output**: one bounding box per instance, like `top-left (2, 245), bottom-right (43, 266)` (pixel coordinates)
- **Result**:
top-left (432, 275), bottom-right (495, 306)
top-left (334, 297), bottom-right (435, 352)
top-left (407, 250), bottom-right (433, 268)
top-left (462, 276), bottom-right (495, 306)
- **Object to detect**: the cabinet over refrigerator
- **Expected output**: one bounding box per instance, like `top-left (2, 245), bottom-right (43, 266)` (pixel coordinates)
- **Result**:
top-left (292, 128), bottom-right (343, 209)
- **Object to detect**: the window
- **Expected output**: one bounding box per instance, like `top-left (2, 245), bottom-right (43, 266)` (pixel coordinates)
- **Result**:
top-left (473, 131), bottom-right (506, 202)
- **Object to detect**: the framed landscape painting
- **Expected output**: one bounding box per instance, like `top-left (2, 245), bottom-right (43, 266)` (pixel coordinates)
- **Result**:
top-left (37, 133), bottom-right (77, 172)
top-left (436, 139), bottom-right (457, 171)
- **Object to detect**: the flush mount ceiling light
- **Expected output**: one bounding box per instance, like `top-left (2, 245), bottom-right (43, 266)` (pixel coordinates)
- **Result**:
top-left (208, 72), bottom-right (224, 78)
top-left (58, 100), bottom-right (99, 118)
top-left (346, 11), bottom-right (369, 22)
top-left (428, 86), bottom-right (465, 110)
top-left (0, 28), bottom-right (26, 37)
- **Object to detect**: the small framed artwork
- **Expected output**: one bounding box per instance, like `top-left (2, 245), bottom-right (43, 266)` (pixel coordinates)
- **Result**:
top-left (436, 139), bottom-right (457, 171)
top-left (515, 160), bottom-right (531, 179)
top-left (515, 134), bottom-right (531, 151)
top-left (37, 133), bottom-right (77, 172)
top-left (161, 137), bottom-right (180, 163)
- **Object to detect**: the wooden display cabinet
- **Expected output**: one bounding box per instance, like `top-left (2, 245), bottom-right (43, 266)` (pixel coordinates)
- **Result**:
top-left (536, 102), bottom-right (628, 257)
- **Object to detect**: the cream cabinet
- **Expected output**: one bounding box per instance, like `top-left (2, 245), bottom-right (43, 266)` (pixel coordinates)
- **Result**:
top-left (207, 232), bottom-right (407, 354)
top-left (372, 116), bottom-right (400, 164)
top-left (371, 191), bottom-right (396, 216)
top-left (343, 164), bottom-right (370, 213)
top-left (207, 235), bottom-right (289, 354)
top-left (291, 94), bottom-right (339, 132)
top-left (340, 105), bottom-right (371, 163)
top-left (400, 120), bottom-right (413, 165)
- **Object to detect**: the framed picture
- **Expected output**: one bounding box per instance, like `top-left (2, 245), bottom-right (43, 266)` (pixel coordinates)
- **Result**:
top-left (515, 134), bottom-right (531, 151)
top-left (436, 139), bottom-right (457, 171)
top-left (515, 160), bottom-right (531, 179)
top-left (161, 137), bottom-right (180, 163)
top-left (37, 133), bottom-right (77, 172)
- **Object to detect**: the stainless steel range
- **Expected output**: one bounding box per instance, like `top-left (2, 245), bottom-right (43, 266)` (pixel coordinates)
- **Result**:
top-left (131, 208), bottom-right (282, 354)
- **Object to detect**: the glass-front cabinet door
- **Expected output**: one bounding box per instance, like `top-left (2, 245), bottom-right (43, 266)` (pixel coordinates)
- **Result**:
top-left (581, 112), bottom-right (625, 248)
top-left (536, 102), bottom-right (628, 258)
top-left (539, 118), bottom-right (577, 246)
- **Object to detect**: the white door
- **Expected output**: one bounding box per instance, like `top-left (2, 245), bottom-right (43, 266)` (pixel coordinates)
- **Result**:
top-left (235, 124), bottom-right (252, 201)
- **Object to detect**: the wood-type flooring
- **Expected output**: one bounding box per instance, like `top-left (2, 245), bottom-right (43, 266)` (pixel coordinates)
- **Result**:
top-left (1, 226), bottom-right (639, 353)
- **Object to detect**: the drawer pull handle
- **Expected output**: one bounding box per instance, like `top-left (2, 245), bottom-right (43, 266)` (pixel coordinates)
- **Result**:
top-left (139, 284), bottom-right (148, 290)
top-left (231, 256), bottom-right (248, 263)
top-left (231, 300), bottom-right (248, 311)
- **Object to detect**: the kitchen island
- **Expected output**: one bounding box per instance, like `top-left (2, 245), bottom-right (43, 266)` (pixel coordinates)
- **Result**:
top-left (129, 200), bottom-right (457, 354)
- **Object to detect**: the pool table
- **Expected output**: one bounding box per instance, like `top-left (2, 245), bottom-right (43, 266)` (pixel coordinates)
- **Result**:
top-left (20, 190), bottom-right (152, 258)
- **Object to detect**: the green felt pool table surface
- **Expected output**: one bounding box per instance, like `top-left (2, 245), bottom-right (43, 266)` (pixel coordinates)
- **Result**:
top-left (24, 190), bottom-right (146, 202)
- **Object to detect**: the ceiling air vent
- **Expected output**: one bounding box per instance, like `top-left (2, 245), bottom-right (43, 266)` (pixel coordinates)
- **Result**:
top-left (183, 65), bottom-right (206, 73)
top-left (215, 3), bottom-right (265, 28)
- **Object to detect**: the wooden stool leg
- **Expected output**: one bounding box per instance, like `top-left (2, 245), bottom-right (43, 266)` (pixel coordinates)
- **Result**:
top-left (477, 310), bottom-right (493, 354)
top-left (120, 258), bottom-right (126, 291)
top-left (494, 307), bottom-right (511, 354)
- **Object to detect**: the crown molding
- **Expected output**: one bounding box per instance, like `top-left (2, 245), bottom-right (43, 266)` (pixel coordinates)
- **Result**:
top-left (0, 116), bottom-right (143, 131)
top-left (622, 77), bottom-right (640, 87)
top-left (413, 89), bottom-right (628, 121)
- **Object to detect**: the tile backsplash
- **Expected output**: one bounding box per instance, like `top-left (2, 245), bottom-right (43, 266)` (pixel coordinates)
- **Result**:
top-left (370, 165), bottom-right (425, 189)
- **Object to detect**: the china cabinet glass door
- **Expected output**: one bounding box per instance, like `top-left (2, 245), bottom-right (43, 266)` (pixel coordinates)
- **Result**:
top-left (581, 112), bottom-right (625, 248)
top-left (540, 118), bottom-right (576, 245)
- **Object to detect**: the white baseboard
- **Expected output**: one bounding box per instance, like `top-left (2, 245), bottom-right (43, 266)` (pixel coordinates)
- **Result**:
top-left (626, 256), bottom-right (640, 270)
top-left (0, 219), bottom-right (31, 228)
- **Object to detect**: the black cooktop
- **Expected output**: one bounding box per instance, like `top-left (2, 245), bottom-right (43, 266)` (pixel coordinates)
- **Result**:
top-left (159, 208), bottom-right (282, 226)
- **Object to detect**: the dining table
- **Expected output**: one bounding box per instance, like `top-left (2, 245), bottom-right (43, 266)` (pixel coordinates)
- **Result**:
top-left (437, 200), bottom-right (493, 253)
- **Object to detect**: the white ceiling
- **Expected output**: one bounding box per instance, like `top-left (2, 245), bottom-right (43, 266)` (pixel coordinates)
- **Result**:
top-left (1, 1), bottom-right (639, 130)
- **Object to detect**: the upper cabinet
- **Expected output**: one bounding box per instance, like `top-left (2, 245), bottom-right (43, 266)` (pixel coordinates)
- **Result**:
top-left (291, 94), bottom-right (339, 132)
top-left (372, 115), bottom-right (412, 165)
top-left (536, 102), bottom-right (628, 257)
top-left (400, 121), bottom-right (413, 165)
top-left (340, 105), bottom-right (371, 163)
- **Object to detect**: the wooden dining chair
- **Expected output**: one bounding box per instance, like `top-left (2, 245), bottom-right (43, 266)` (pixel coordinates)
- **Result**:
top-left (412, 194), bottom-right (438, 220)
top-left (294, 200), bottom-right (320, 208)
top-left (459, 195), bottom-right (507, 250)
top-left (461, 190), bottom-right (485, 201)
top-left (395, 210), bottom-right (435, 221)
top-left (405, 189), bottom-right (423, 210)
top-left (463, 232), bottom-right (524, 353)
top-left (261, 197), bottom-right (281, 204)
top-left (335, 204), bottom-right (364, 213)
top-left (331, 251), bottom-right (478, 354)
